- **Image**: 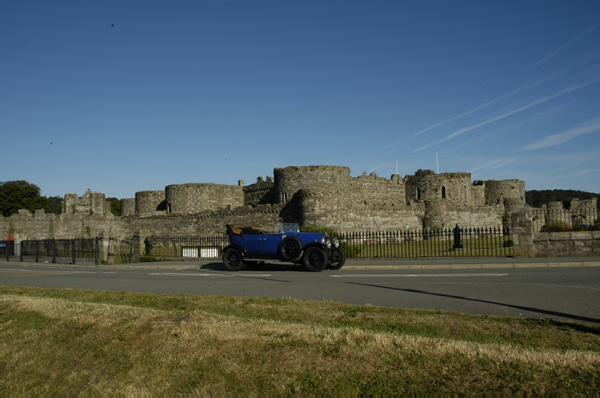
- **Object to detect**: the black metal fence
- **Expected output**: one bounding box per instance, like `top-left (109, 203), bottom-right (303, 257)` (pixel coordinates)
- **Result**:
top-left (333, 226), bottom-right (513, 258)
top-left (144, 235), bottom-right (228, 259)
top-left (2, 226), bottom-right (513, 264)
top-left (144, 226), bottom-right (513, 260)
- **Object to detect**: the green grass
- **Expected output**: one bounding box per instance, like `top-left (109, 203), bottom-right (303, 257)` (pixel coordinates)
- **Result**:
top-left (3, 286), bottom-right (599, 394)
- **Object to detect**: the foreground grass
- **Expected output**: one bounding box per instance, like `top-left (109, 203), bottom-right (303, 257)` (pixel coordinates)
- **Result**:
top-left (2, 286), bottom-right (599, 394)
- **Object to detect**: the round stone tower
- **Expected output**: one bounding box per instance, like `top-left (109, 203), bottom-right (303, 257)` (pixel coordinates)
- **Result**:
top-left (484, 179), bottom-right (525, 206)
top-left (120, 198), bottom-right (136, 216)
top-left (274, 165), bottom-right (352, 207)
top-left (136, 190), bottom-right (166, 216)
top-left (405, 170), bottom-right (472, 206)
top-left (165, 183), bottom-right (244, 214)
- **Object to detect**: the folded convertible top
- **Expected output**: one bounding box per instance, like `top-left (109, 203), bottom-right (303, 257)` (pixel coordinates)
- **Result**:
top-left (226, 225), bottom-right (266, 235)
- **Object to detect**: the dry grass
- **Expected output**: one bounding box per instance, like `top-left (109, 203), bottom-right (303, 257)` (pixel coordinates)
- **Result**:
top-left (2, 286), bottom-right (599, 394)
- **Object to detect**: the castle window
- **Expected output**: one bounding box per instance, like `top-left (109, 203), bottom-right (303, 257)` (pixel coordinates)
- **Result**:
top-left (442, 186), bottom-right (447, 199)
top-left (281, 193), bottom-right (288, 204)
top-left (417, 188), bottom-right (421, 200)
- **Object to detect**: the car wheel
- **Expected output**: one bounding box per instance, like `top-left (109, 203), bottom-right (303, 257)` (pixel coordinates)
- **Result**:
top-left (246, 261), bottom-right (265, 270)
top-left (302, 247), bottom-right (328, 272)
top-left (278, 236), bottom-right (303, 261)
top-left (328, 248), bottom-right (346, 270)
top-left (223, 248), bottom-right (243, 271)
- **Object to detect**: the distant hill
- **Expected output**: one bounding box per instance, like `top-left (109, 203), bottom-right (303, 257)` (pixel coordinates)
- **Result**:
top-left (526, 190), bottom-right (600, 210)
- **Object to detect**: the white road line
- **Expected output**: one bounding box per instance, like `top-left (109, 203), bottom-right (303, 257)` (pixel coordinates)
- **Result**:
top-left (331, 273), bottom-right (508, 278)
top-left (149, 273), bottom-right (272, 277)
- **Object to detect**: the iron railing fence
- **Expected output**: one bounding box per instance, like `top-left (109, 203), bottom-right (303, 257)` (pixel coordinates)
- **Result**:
top-left (0, 240), bottom-right (16, 261)
top-left (107, 237), bottom-right (135, 264)
top-left (144, 235), bottom-right (229, 259)
top-left (332, 226), bottom-right (513, 258)
top-left (20, 238), bottom-right (98, 265)
top-left (532, 208), bottom-right (598, 232)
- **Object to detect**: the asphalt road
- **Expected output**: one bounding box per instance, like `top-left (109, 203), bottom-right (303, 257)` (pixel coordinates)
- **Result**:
top-left (2, 259), bottom-right (599, 325)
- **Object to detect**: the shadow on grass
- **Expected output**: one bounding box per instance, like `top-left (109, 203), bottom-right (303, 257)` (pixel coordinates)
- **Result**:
top-left (347, 281), bottom-right (600, 331)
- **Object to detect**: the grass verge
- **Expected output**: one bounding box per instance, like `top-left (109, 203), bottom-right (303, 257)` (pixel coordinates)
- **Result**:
top-left (2, 285), bottom-right (599, 394)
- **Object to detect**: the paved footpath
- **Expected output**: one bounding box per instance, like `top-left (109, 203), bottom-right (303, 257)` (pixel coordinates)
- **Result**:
top-left (3, 256), bottom-right (600, 270)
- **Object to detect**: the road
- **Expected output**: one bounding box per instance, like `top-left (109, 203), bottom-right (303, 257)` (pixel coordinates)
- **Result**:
top-left (1, 261), bottom-right (599, 325)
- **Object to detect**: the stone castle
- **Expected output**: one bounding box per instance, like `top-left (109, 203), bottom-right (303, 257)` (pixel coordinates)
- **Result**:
top-left (1, 165), bottom-right (595, 240)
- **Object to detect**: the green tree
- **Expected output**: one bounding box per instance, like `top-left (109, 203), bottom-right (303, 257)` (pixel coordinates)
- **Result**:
top-left (107, 197), bottom-right (121, 216)
top-left (0, 180), bottom-right (49, 217)
top-left (46, 196), bottom-right (63, 214)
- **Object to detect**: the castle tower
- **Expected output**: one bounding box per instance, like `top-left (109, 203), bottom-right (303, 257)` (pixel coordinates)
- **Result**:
top-left (274, 165), bottom-right (352, 207)
top-left (484, 179), bottom-right (525, 206)
top-left (405, 170), bottom-right (472, 206)
top-left (135, 190), bottom-right (167, 216)
top-left (165, 183), bottom-right (244, 214)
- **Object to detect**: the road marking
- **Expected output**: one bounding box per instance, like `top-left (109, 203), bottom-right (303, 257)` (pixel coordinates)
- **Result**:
top-left (331, 273), bottom-right (508, 278)
top-left (149, 273), bottom-right (272, 277)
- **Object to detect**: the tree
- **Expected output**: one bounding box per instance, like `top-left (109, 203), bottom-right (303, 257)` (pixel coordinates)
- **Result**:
top-left (46, 196), bottom-right (63, 214)
top-left (0, 181), bottom-right (49, 217)
top-left (107, 197), bottom-right (121, 216)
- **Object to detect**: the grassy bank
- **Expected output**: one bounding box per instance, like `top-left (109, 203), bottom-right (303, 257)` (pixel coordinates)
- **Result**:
top-left (2, 286), bottom-right (599, 394)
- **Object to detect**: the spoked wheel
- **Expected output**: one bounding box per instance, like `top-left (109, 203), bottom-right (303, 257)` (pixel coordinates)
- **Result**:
top-left (328, 248), bottom-right (346, 270)
top-left (302, 247), bottom-right (328, 272)
top-left (246, 261), bottom-right (265, 270)
top-left (222, 248), bottom-right (243, 271)
top-left (278, 236), bottom-right (303, 261)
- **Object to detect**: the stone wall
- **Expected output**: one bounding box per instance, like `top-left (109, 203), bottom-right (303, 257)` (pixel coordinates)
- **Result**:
top-left (350, 172), bottom-right (405, 208)
top-left (121, 198), bottom-right (136, 216)
top-left (532, 231), bottom-right (600, 257)
top-left (243, 177), bottom-right (276, 206)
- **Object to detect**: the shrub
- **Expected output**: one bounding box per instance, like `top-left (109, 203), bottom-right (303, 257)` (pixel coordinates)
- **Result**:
top-left (540, 222), bottom-right (570, 232)
top-left (503, 239), bottom-right (513, 248)
top-left (344, 244), bottom-right (362, 258)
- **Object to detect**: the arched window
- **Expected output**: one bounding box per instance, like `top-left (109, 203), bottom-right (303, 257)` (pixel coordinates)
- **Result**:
top-left (417, 188), bottom-right (421, 200)
top-left (442, 186), bottom-right (447, 199)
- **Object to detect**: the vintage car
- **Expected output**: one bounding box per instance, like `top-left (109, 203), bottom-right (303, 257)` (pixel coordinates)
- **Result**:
top-left (222, 222), bottom-right (346, 272)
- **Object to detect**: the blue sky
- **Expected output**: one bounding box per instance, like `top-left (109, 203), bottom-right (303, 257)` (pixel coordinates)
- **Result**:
top-left (2, 0), bottom-right (599, 199)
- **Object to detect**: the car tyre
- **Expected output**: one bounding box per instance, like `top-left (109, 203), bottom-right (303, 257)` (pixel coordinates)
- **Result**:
top-left (278, 236), bottom-right (303, 262)
top-left (328, 248), bottom-right (346, 270)
top-left (302, 247), bottom-right (328, 272)
top-left (223, 248), bottom-right (243, 271)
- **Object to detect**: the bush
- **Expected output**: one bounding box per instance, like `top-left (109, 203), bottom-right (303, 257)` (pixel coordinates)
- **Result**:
top-left (503, 239), bottom-right (513, 248)
top-left (344, 244), bottom-right (362, 258)
top-left (299, 225), bottom-right (337, 238)
top-left (541, 222), bottom-right (570, 232)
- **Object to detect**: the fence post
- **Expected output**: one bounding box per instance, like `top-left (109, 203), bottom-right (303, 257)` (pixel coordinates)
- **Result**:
top-left (95, 237), bottom-right (99, 266)
top-left (72, 239), bottom-right (76, 264)
top-left (35, 240), bottom-right (39, 263)
top-left (52, 239), bottom-right (57, 263)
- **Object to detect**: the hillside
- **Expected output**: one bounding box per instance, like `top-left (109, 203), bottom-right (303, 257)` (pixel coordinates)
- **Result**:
top-left (526, 189), bottom-right (599, 210)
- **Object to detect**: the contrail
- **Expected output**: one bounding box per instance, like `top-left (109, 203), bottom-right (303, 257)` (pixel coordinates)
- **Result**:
top-left (382, 67), bottom-right (582, 152)
top-left (521, 116), bottom-right (600, 150)
top-left (413, 76), bottom-right (600, 153)
top-left (530, 22), bottom-right (600, 69)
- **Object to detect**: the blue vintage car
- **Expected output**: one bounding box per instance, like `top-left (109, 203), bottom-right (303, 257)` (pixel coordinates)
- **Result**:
top-left (222, 222), bottom-right (346, 272)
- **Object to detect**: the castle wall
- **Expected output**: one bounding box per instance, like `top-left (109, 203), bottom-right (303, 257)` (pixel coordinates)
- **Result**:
top-left (300, 191), bottom-right (424, 232)
top-left (62, 189), bottom-right (110, 216)
top-left (166, 183), bottom-right (244, 214)
top-left (136, 190), bottom-right (166, 216)
top-left (350, 173), bottom-right (405, 207)
top-left (471, 182), bottom-right (485, 206)
top-left (243, 177), bottom-right (276, 206)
